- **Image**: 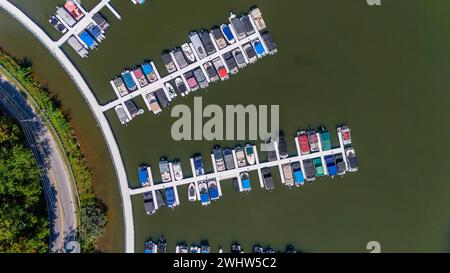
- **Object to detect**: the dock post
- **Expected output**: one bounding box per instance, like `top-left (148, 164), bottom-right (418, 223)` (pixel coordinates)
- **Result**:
top-left (253, 145), bottom-right (265, 188)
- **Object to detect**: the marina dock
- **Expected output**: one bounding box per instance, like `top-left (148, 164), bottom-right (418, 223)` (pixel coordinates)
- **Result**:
top-left (130, 126), bottom-right (358, 213)
top-left (104, 8), bottom-right (277, 124)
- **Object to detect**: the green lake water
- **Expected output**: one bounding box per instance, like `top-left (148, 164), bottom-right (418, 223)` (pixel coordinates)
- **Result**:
top-left (1, 0), bottom-right (449, 252)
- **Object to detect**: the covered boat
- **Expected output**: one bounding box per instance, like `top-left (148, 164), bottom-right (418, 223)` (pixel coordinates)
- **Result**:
top-left (154, 88), bottom-right (170, 108)
top-left (79, 31), bottom-right (97, 50)
top-left (138, 165), bottom-right (150, 187)
top-left (262, 167), bottom-right (275, 190)
top-left (113, 76), bottom-right (128, 96)
top-left (223, 148), bottom-right (235, 170)
top-left (266, 139), bottom-right (278, 161)
top-left (141, 62), bottom-right (158, 83)
top-left (184, 71), bottom-right (199, 91)
top-left (173, 47), bottom-right (188, 69)
top-left (278, 131), bottom-right (288, 159)
top-left (213, 146), bottom-right (226, 172)
top-left (208, 179), bottom-right (219, 201)
top-left (194, 155), bottom-right (205, 176)
top-left (161, 52), bottom-right (177, 73)
top-left (240, 172), bottom-right (251, 192)
top-left (189, 32), bottom-right (208, 60)
top-left (282, 163), bottom-right (294, 187)
top-left (303, 159), bottom-right (316, 182)
top-left (64, 1), bottom-right (83, 20)
top-left (124, 100), bottom-right (142, 118)
top-left (229, 13), bottom-right (246, 40)
top-left (143, 192), bottom-right (156, 215)
top-left (307, 128), bottom-right (320, 153)
top-left (235, 145), bottom-right (246, 167)
top-left (325, 155), bottom-right (337, 177)
top-left (292, 162), bottom-right (304, 186)
top-left (199, 181), bottom-right (210, 206)
top-left (159, 158), bottom-right (172, 183)
top-left (114, 105), bottom-right (129, 124)
top-left (121, 70), bottom-right (137, 92)
top-left (313, 157), bottom-right (325, 177)
top-left (86, 23), bottom-right (104, 42)
top-left (193, 68), bottom-right (209, 89)
top-left (164, 187), bottom-right (176, 208)
top-left (144, 240), bottom-right (157, 253)
top-left (232, 48), bottom-right (247, 68)
top-left (212, 57), bottom-right (229, 80)
top-left (56, 6), bottom-right (76, 27)
top-left (243, 43), bottom-right (257, 63)
top-left (252, 39), bottom-right (266, 58)
top-left (203, 62), bottom-right (219, 82)
top-left (319, 126), bottom-right (331, 151)
top-left (335, 154), bottom-right (347, 175)
top-left (223, 52), bottom-right (239, 75)
top-left (261, 32), bottom-right (277, 55)
top-left (211, 27), bottom-right (227, 49)
top-left (249, 7), bottom-right (267, 32)
top-left (146, 93), bottom-right (162, 114)
top-left (199, 30), bottom-right (216, 55)
top-left (297, 130), bottom-right (310, 155)
top-left (133, 66), bottom-right (149, 88)
top-left (220, 24), bottom-right (235, 44)
top-left (240, 15), bottom-right (255, 35)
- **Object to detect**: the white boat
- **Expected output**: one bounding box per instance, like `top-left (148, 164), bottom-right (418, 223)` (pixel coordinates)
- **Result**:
top-left (244, 144), bottom-right (255, 165)
top-left (235, 145), bottom-right (246, 167)
top-left (188, 183), bottom-right (197, 202)
top-left (181, 43), bottom-right (196, 63)
top-left (165, 82), bottom-right (177, 99)
top-left (173, 161), bottom-right (183, 181)
top-left (249, 7), bottom-right (267, 32)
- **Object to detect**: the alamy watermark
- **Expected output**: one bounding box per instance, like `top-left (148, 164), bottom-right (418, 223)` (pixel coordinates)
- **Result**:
top-left (170, 97), bottom-right (279, 151)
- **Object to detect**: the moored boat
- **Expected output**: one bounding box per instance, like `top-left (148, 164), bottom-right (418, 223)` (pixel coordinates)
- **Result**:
top-left (165, 187), bottom-right (176, 208)
top-left (261, 167), bottom-right (275, 190)
top-left (292, 162), bottom-right (304, 186)
top-left (133, 66), bottom-right (149, 88)
top-left (220, 24), bottom-right (236, 44)
top-left (114, 105), bottom-right (129, 124)
top-left (345, 147), bottom-right (359, 172)
top-left (240, 172), bottom-right (251, 192)
top-left (189, 31), bottom-right (208, 60)
top-left (172, 160), bottom-right (183, 181)
top-left (199, 181), bottom-right (210, 206)
top-left (175, 77), bottom-right (188, 96)
top-left (146, 93), bottom-right (162, 114)
top-left (319, 126), bottom-right (331, 151)
top-left (338, 125), bottom-right (352, 147)
top-left (212, 57), bottom-right (229, 81)
top-left (244, 144), bottom-right (255, 165)
top-left (121, 70), bottom-right (137, 92)
top-left (249, 7), bottom-right (267, 32)
top-left (303, 159), bottom-right (316, 182)
top-left (223, 52), bottom-right (239, 75)
top-left (176, 244), bottom-right (189, 253)
top-left (173, 47), bottom-right (188, 69)
top-left (143, 192), bottom-right (156, 215)
top-left (266, 138), bottom-right (278, 161)
top-left (282, 163), bottom-right (294, 187)
top-left (49, 15), bottom-right (67, 33)
top-left (223, 148), bottom-right (235, 170)
top-left (213, 146), bottom-right (226, 172)
top-left (261, 31), bottom-right (278, 55)
top-left (232, 177), bottom-right (240, 192)
top-left (159, 157), bottom-right (172, 183)
top-left (144, 240), bottom-right (157, 253)
top-left (165, 82), bottom-right (177, 100)
top-left (211, 27), bottom-right (228, 49)
top-left (235, 145), bottom-right (246, 167)
top-left (188, 183), bottom-right (197, 202)
top-left (194, 155), bottom-right (205, 176)
top-left (162, 52), bottom-right (177, 73)
top-left (334, 153), bottom-right (347, 175)
top-left (203, 62), bottom-right (219, 82)
top-left (157, 237), bottom-right (167, 253)
top-left (208, 179), bottom-right (219, 201)
top-left (229, 12), bottom-right (246, 40)
top-left (181, 43), bottom-right (196, 63)
top-left (232, 48), bottom-right (247, 68)
top-left (138, 165), bottom-right (151, 187)
top-left (243, 43), bottom-right (257, 63)
top-left (64, 1), bottom-right (84, 21)
top-left (240, 15), bottom-right (255, 35)
top-left (307, 128), bottom-right (320, 153)
top-left (199, 29), bottom-right (216, 55)
top-left (252, 39), bottom-right (266, 58)
top-left (313, 157), bottom-right (325, 177)
top-left (193, 68), bottom-right (209, 89)
top-left (325, 155), bottom-right (337, 177)
top-left (278, 131), bottom-right (288, 159)
top-left (113, 76), bottom-right (128, 96)
top-left (184, 71), bottom-right (199, 91)
top-left (141, 62), bottom-right (158, 83)
top-left (297, 130), bottom-right (310, 155)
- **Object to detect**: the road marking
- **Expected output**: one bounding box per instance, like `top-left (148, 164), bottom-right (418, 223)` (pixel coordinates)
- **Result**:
top-left (49, 169), bottom-right (65, 251)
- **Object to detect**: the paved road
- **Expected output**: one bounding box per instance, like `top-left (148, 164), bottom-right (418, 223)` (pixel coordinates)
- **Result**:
top-left (0, 74), bottom-right (79, 253)
top-left (0, 0), bottom-right (135, 252)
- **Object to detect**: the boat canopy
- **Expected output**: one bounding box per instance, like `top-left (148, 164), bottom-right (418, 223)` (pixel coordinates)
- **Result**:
top-left (200, 193), bottom-right (209, 203)
top-left (254, 41), bottom-right (265, 55)
top-left (79, 31), bottom-right (95, 48)
top-left (294, 170), bottom-right (304, 183)
top-left (138, 168), bottom-right (148, 184)
top-left (209, 188), bottom-right (219, 199)
top-left (165, 187), bottom-right (175, 205)
top-left (242, 179), bottom-right (251, 189)
top-left (142, 63), bottom-right (154, 74)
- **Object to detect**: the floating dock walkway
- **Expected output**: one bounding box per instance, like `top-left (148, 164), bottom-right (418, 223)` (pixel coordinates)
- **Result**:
top-left (130, 127), bottom-right (357, 213)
